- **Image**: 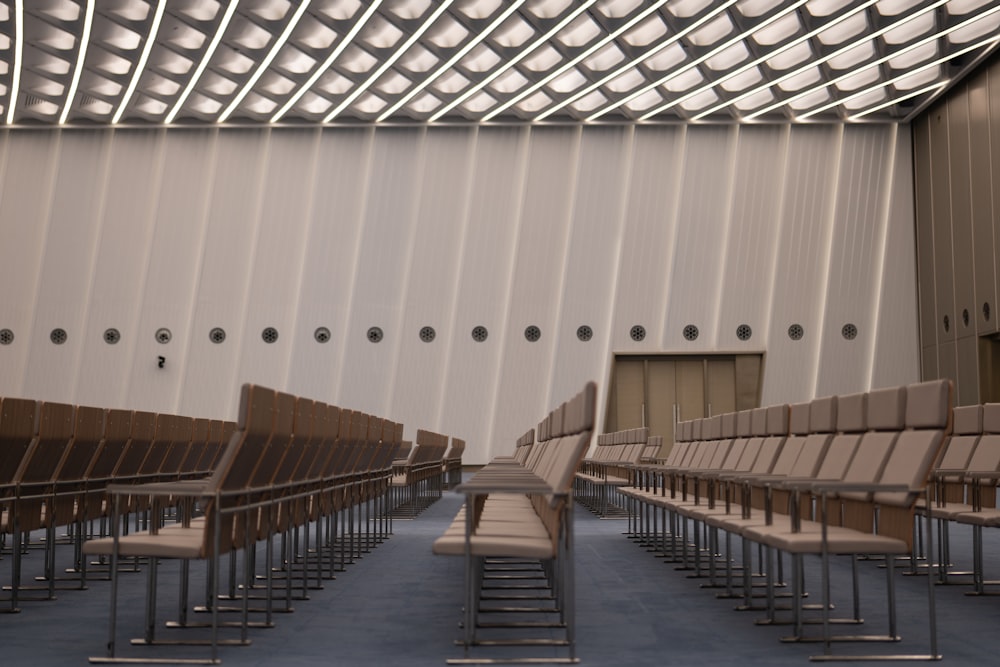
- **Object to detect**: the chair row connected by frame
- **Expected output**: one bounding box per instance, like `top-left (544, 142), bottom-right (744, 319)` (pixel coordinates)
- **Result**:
top-left (618, 379), bottom-right (952, 661)
top-left (0, 397), bottom-right (233, 613)
top-left (79, 383), bottom-right (413, 664)
top-left (432, 381), bottom-right (597, 665)
top-left (574, 427), bottom-right (660, 517)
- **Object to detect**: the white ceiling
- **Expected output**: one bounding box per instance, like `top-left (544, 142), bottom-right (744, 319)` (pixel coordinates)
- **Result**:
top-left (0, 0), bottom-right (997, 127)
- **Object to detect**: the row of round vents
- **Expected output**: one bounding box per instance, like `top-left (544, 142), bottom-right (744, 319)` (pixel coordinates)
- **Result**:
top-left (0, 323), bottom-right (861, 346)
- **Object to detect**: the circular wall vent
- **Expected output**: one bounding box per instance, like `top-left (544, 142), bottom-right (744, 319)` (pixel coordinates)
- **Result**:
top-left (262, 327), bottom-right (279, 344)
top-left (842, 323), bottom-right (858, 340)
top-left (104, 328), bottom-right (121, 345)
top-left (51, 328), bottom-right (68, 345)
top-left (942, 315), bottom-right (950, 333)
top-left (576, 325), bottom-right (593, 342)
top-left (367, 326), bottom-right (383, 343)
top-left (209, 327), bottom-right (226, 344)
top-left (524, 325), bottom-right (541, 342)
top-left (471, 326), bottom-right (488, 342)
top-left (155, 328), bottom-right (171, 344)
top-left (419, 326), bottom-right (436, 343)
top-left (962, 308), bottom-right (970, 327)
top-left (736, 324), bottom-right (752, 341)
top-left (683, 325), bottom-right (699, 341)
top-left (0, 329), bottom-right (12, 345)
top-left (314, 326), bottom-right (331, 343)
top-left (630, 325), bottom-right (646, 342)
top-left (788, 324), bottom-right (804, 341)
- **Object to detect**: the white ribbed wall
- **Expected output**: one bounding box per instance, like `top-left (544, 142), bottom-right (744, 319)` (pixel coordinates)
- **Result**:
top-left (0, 124), bottom-right (919, 463)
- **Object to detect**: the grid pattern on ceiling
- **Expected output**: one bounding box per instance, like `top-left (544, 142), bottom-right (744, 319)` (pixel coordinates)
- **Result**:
top-left (0, 0), bottom-right (997, 127)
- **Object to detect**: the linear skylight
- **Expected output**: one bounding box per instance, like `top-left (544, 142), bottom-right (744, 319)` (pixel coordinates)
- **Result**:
top-left (375, 0), bottom-right (527, 122)
top-left (6, 0), bottom-right (23, 124)
top-left (271, 0), bottom-right (385, 122)
top-left (58, 0), bottom-right (95, 125)
top-left (218, 0), bottom-right (312, 123)
top-left (165, 0), bottom-right (241, 124)
top-left (112, 0), bottom-right (167, 124)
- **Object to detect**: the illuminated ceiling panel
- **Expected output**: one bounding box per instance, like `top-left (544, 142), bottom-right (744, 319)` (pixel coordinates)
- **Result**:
top-left (0, 0), bottom-right (995, 126)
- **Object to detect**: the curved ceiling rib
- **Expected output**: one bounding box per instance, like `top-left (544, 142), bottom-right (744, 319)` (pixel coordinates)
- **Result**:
top-left (0, 0), bottom-right (995, 127)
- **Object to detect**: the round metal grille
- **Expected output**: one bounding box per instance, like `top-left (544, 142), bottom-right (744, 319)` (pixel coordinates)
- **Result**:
top-left (524, 325), bottom-right (541, 342)
top-left (942, 315), bottom-right (950, 333)
top-left (683, 325), bottom-right (699, 341)
top-left (314, 326), bottom-right (331, 343)
top-left (576, 325), bottom-right (593, 342)
top-left (419, 326), bottom-right (436, 343)
top-left (367, 326), bottom-right (384, 343)
top-left (209, 328), bottom-right (226, 344)
top-left (104, 328), bottom-right (121, 345)
top-left (963, 308), bottom-right (970, 328)
top-left (262, 327), bottom-right (279, 344)
top-left (788, 324), bottom-right (804, 341)
top-left (736, 324), bottom-right (752, 341)
top-left (842, 323), bottom-right (858, 340)
top-left (986, 302), bottom-right (992, 322)
top-left (630, 325), bottom-right (646, 342)
top-left (0, 329), bottom-right (12, 345)
top-left (155, 328), bottom-right (171, 344)
top-left (471, 326), bottom-right (488, 342)
top-left (51, 328), bottom-right (67, 345)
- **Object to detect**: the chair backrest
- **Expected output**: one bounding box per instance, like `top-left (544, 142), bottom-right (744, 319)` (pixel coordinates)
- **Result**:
top-left (936, 404), bottom-right (981, 471)
top-left (812, 392), bottom-right (866, 481)
top-left (55, 404), bottom-right (106, 483)
top-left (769, 402), bottom-right (809, 476)
top-left (838, 386), bottom-right (907, 501)
top-left (0, 398), bottom-right (39, 485)
top-left (87, 408), bottom-right (131, 480)
top-left (18, 401), bottom-right (75, 484)
top-left (964, 403), bottom-right (1000, 478)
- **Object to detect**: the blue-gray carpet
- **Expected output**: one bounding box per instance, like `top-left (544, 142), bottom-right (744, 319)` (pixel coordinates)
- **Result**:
top-left (2, 490), bottom-right (1000, 666)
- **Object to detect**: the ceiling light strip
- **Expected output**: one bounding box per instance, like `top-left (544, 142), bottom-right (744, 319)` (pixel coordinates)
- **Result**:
top-left (743, 2), bottom-right (1000, 121)
top-left (324, 0), bottom-right (455, 122)
top-left (481, 0), bottom-right (671, 123)
top-left (375, 0), bottom-right (527, 123)
top-left (535, 0), bottom-right (739, 122)
top-left (165, 0), bottom-right (241, 125)
top-left (684, 0), bottom-right (889, 121)
top-left (428, 0), bottom-right (599, 123)
top-left (271, 0), bottom-right (384, 123)
top-left (58, 0), bottom-right (95, 125)
top-left (218, 0), bottom-right (312, 123)
top-left (797, 34), bottom-right (1000, 120)
top-left (113, 0), bottom-right (167, 124)
top-left (6, 0), bottom-right (23, 124)
top-left (847, 80), bottom-right (949, 120)
top-left (621, 0), bottom-right (815, 123)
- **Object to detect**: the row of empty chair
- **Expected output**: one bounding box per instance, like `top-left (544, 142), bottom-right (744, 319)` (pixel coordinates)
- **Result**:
top-left (0, 397), bottom-right (233, 612)
top-left (80, 383), bottom-right (418, 664)
top-left (433, 381), bottom-right (596, 665)
top-left (618, 379), bottom-right (952, 661)
top-left (389, 429), bottom-right (455, 518)
top-left (574, 427), bottom-right (660, 517)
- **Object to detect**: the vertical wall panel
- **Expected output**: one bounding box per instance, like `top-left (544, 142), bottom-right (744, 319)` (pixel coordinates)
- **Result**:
top-left (718, 126), bottom-right (788, 352)
top-left (663, 127), bottom-right (737, 350)
top-left (611, 126), bottom-right (685, 352)
top-left (440, 127), bottom-right (527, 461)
top-left (957, 335), bottom-right (980, 406)
top-left (492, 128), bottom-right (579, 456)
top-left (179, 130), bottom-right (270, 418)
top-left (125, 130), bottom-right (216, 413)
top-left (337, 129), bottom-right (425, 416)
top-left (948, 93), bottom-right (977, 341)
top-left (969, 75), bottom-right (996, 334)
top-left (291, 129), bottom-right (373, 403)
top-left (22, 131), bottom-right (111, 403)
top-left (930, 107), bottom-right (956, 346)
top-left (815, 126), bottom-right (894, 397)
top-left (871, 129), bottom-right (920, 391)
top-left (237, 129), bottom-right (319, 392)
top-left (912, 117), bottom-right (938, 367)
top-left (549, 127), bottom-right (631, 415)
top-left (391, 128), bottom-right (476, 436)
top-left (765, 126), bottom-right (842, 404)
top-left (0, 132), bottom-right (60, 396)
top-left (75, 131), bottom-right (164, 407)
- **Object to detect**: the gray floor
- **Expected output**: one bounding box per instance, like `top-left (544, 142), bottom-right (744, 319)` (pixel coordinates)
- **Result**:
top-left (2, 490), bottom-right (1000, 666)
